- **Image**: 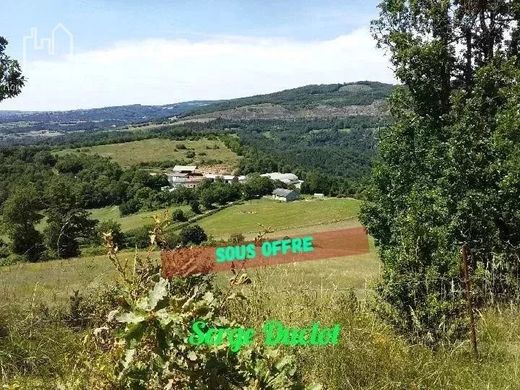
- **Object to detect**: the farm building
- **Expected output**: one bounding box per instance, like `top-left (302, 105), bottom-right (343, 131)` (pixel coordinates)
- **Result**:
top-left (272, 188), bottom-right (300, 202)
top-left (166, 165), bottom-right (247, 189)
top-left (261, 172), bottom-right (303, 189)
top-left (167, 165), bottom-right (203, 189)
top-left (203, 173), bottom-right (247, 183)
top-left (172, 165), bottom-right (197, 174)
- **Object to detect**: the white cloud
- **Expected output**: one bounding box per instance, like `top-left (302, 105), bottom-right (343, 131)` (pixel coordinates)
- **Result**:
top-left (0, 28), bottom-right (395, 111)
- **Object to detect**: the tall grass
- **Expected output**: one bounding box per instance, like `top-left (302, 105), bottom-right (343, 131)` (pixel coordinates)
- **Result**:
top-left (226, 266), bottom-right (520, 389)
top-left (2, 259), bottom-right (520, 388)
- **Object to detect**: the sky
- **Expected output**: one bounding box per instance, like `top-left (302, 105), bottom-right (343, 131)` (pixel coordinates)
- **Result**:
top-left (0, 0), bottom-right (394, 111)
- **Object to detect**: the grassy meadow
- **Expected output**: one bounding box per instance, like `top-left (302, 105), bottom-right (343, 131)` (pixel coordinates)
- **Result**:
top-left (88, 205), bottom-right (191, 232)
top-left (199, 197), bottom-right (360, 238)
top-left (1, 198), bottom-right (364, 309)
top-left (54, 138), bottom-right (240, 169)
top-left (82, 197), bottom-right (359, 235)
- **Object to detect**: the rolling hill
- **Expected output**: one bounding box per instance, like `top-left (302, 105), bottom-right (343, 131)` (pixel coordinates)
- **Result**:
top-left (0, 81), bottom-right (394, 146)
top-left (0, 101), bottom-right (214, 142)
top-left (178, 81), bottom-right (393, 121)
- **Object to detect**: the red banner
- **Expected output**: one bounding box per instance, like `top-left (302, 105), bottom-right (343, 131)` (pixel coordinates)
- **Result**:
top-left (161, 227), bottom-right (369, 278)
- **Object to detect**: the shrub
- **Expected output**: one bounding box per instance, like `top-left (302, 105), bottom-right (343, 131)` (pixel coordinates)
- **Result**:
top-left (179, 224), bottom-right (207, 245)
top-left (125, 225), bottom-right (153, 249)
top-left (81, 233), bottom-right (310, 390)
top-left (228, 233), bottom-right (245, 245)
top-left (171, 209), bottom-right (187, 222)
top-left (185, 150), bottom-right (196, 159)
top-left (190, 199), bottom-right (201, 214)
top-left (162, 231), bottom-right (181, 249)
top-left (0, 253), bottom-right (24, 266)
top-left (0, 239), bottom-right (10, 259)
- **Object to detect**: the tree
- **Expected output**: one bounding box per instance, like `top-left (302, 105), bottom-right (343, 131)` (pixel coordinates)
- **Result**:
top-left (243, 174), bottom-right (274, 199)
top-left (172, 209), bottom-right (187, 222)
top-left (179, 225), bottom-right (207, 246)
top-left (0, 37), bottom-right (25, 102)
top-left (125, 225), bottom-right (153, 249)
top-left (361, 0), bottom-right (520, 343)
top-left (119, 199), bottom-right (140, 216)
top-left (44, 177), bottom-right (98, 259)
top-left (190, 199), bottom-right (201, 214)
top-left (1, 186), bottom-right (44, 261)
top-left (97, 220), bottom-right (125, 249)
top-left (199, 188), bottom-right (216, 209)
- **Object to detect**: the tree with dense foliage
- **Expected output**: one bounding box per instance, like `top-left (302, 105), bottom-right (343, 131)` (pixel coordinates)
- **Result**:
top-left (1, 185), bottom-right (44, 261)
top-left (361, 0), bottom-right (520, 343)
top-left (125, 225), bottom-right (153, 249)
top-left (44, 177), bottom-right (98, 258)
top-left (0, 37), bottom-right (24, 102)
top-left (243, 174), bottom-right (274, 199)
top-left (190, 199), bottom-right (201, 214)
top-left (172, 209), bottom-right (187, 222)
top-left (97, 220), bottom-right (125, 249)
top-left (179, 224), bottom-right (208, 246)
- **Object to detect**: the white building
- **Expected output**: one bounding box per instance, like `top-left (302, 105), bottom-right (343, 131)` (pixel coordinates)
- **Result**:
top-left (272, 188), bottom-right (300, 202)
top-left (261, 172), bottom-right (303, 189)
top-left (167, 165), bottom-right (201, 189)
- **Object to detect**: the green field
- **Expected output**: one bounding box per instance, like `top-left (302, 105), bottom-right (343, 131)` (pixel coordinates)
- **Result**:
top-left (84, 198), bottom-right (360, 237)
top-left (198, 197), bottom-right (360, 238)
top-left (55, 138), bottom-right (240, 169)
top-left (88, 205), bottom-right (191, 232)
top-left (0, 197), bottom-right (371, 309)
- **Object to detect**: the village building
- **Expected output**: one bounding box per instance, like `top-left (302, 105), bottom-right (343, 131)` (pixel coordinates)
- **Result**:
top-left (203, 173), bottom-right (247, 183)
top-left (167, 165), bottom-right (202, 189)
top-left (272, 188), bottom-right (300, 202)
top-left (171, 165), bottom-right (198, 174)
top-left (261, 172), bottom-right (303, 189)
top-left (166, 165), bottom-right (246, 189)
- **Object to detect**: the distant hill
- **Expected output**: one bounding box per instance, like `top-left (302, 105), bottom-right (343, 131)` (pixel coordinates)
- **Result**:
top-left (162, 82), bottom-right (395, 181)
top-left (0, 101), bottom-right (214, 141)
top-left (0, 81), bottom-right (395, 146)
top-left (178, 81), bottom-right (394, 121)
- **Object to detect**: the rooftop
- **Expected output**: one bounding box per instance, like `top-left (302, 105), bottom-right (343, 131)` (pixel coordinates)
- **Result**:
top-left (261, 172), bottom-right (299, 182)
top-left (173, 165), bottom-right (197, 172)
top-left (272, 188), bottom-right (295, 197)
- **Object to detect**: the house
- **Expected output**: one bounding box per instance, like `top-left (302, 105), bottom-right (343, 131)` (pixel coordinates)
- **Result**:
top-left (272, 188), bottom-right (300, 202)
top-left (183, 177), bottom-right (204, 188)
top-left (261, 172), bottom-right (304, 189)
top-left (167, 165), bottom-right (201, 189)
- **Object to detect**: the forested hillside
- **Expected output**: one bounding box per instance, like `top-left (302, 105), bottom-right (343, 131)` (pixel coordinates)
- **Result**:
top-left (183, 81), bottom-right (393, 115)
